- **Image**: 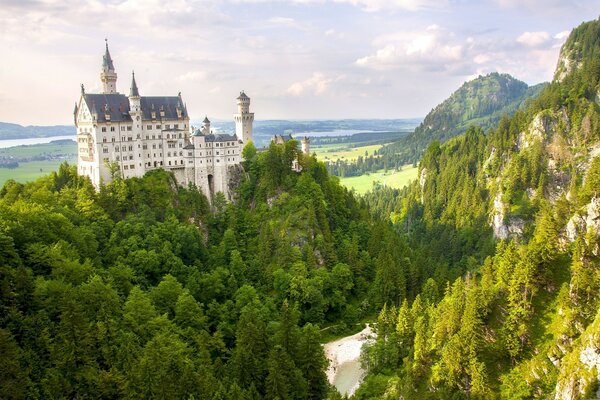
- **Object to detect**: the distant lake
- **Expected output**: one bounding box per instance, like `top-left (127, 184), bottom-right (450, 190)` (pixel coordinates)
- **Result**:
top-left (292, 129), bottom-right (377, 137)
top-left (0, 135), bottom-right (75, 149)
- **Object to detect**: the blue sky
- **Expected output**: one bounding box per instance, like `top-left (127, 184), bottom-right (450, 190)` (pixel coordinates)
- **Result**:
top-left (1, 0), bottom-right (599, 125)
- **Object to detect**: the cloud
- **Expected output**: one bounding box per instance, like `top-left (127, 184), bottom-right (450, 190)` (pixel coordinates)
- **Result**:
top-left (516, 31), bottom-right (550, 47)
top-left (333, 0), bottom-right (448, 12)
top-left (268, 16), bottom-right (295, 25)
top-left (287, 73), bottom-right (338, 96)
top-left (356, 26), bottom-right (463, 72)
top-left (554, 30), bottom-right (570, 40)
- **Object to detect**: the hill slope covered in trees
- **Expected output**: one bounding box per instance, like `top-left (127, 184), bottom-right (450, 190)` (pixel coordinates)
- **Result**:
top-left (0, 136), bottom-right (430, 399)
top-left (358, 19), bottom-right (600, 399)
top-left (379, 73), bottom-right (546, 166)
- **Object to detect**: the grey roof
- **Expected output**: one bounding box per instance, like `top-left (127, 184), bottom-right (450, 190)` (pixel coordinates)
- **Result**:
top-left (205, 133), bottom-right (239, 142)
top-left (82, 93), bottom-right (187, 123)
top-left (130, 72), bottom-right (139, 97)
top-left (203, 116), bottom-right (210, 123)
top-left (184, 144), bottom-right (195, 149)
top-left (273, 134), bottom-right (294, 143)
top-left (237, 91), bottom-right (249, 100)
top-left (102, 41), bottom-right (115, 71)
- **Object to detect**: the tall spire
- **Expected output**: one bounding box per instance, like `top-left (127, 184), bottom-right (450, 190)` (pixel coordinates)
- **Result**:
top-left (129, 71), bottom-right (139, 97)
top-left (100, 39), bottom-right (118, 93)
top-left (102, 38), bottom-right (115, 72)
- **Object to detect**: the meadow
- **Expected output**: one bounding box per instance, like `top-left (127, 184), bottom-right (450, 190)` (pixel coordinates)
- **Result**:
top-left (312, 143), bottom-right (384, 162)
top-left (337, 166), bottom-right (418, 194)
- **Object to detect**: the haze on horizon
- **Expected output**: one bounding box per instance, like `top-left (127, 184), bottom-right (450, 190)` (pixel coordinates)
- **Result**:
top-left (1, 0), bottom-right (599, 126)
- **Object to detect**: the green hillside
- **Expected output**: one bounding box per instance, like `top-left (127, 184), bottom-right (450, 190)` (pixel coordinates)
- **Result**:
top-left (380, 73), bottom-right (546, 166)
top-left (359, 20), bottom-right (600, 399)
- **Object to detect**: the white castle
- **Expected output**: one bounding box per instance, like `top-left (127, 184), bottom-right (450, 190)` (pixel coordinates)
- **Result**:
top-left (74, 41), bottom-right (254, 201)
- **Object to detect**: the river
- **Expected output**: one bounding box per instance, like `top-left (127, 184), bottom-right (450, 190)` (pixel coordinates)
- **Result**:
top-left (324, 325), bottom-right (375, 397)
top-left (0, 135), bottom-right (75, 149)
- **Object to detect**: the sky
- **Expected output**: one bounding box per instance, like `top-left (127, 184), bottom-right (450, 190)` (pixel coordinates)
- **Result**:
top-left (1, 0), bottom-right (599, 125)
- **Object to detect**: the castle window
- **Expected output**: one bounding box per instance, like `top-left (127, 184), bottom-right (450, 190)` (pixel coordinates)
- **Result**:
top-left (130, 164), bottom-right (135, 169)
top-left (159, 144), bottom-right (162, 149)
top-left (174, 124), bottom-right (179, 129)
top-left (102, 127), bottom-right (107, 132)
top-left (165, 125), bottom-right (170, 129)
top-left (122, 136), bottom-right (125, 141)
top-left (179, 151), bottom-right (182, 156)
top-left (128, 137), bottom-right (132, 141)
top-left (146, 135), bottom-right (149, 139)
top-left (179, 143), bottom-right (182, 148)
top-left (129, 155), bottom-right (133, 160)
top-left (121, 126), bottom-right (125, 131)
top-left (189, 160), bottom-right (193, 164)
top-left (110, 127), bottom-right (115, 132)
top-left (124, 165), bottom-right (128, 170)
top-left (152, 135), bottom-right (155, 139)
top-left (103, 138), bottom-right (107, 143)
top-left (112, 138), bottom-right (115, 142)
top-left (158, 135), bottom-right (162, 139)
top-left (167, 152), bottom-right (171, 157)
top-left (143, 144), bottom-right (147, 150)
top-left (216, 159), bottom-right (220, 163)
top-left (103, 147), bottom-right (108, 153)
top-left (128, 145), bottom-right (133, 151)
top-left (103, 157), bottom-right (109, 162)
top-left (153, 144), bottom-right (156, 149)
top-left (147, 125), bottom-right (152, 130)
top-left (187, 152), bottom-right (192, 156)
top-left (179, 133), bottom-right (182, 138)
top-left (127, 126), bottom-right (132, 131)
top-left (122, 146), bottom-right (126, 151)
top-left (168, 161), bottom-right (171, 166)
top-left (114, 147), bottom-right (118, 151)
top-left (156, 125), bottom-right (161, 129)
top-left (116, 156), bottom-right (120, 161)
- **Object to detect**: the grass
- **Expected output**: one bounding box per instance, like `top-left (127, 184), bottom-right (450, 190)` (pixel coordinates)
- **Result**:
top-left (0, 142), bottom-right (76, 158)
top-left (0, 159), bottom-right (76, 188)
top-left (313, 143), bottom-right (387, 163)
top-left (338, 165), bottom-right (418, 194)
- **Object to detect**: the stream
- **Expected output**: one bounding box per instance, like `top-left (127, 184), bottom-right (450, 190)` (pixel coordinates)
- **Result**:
top-left (323, 325), bottom-right (375, 397)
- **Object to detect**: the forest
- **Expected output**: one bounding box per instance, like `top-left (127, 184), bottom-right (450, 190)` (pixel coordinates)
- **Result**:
top-left (0, 138), bottom-right (425, 399)
top-left (1, 16), bottom-right (600, 400)
top-left (356, 19), bottom-right (600, 399)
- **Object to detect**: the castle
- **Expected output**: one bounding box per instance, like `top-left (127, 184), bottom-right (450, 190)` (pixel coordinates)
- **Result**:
top-left (74, 41), bottom-right (253, 201)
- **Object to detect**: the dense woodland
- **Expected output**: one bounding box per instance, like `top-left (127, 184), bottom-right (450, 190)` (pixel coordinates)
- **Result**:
top-left (0, 137), bottom-right (426, 399)
top-left (357, 20), bottom-right (600, 399)
top-left (1, 18), bottom-right (600, 400)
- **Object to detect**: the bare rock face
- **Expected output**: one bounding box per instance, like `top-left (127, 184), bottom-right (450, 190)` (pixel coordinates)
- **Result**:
top-left (492, 192), bottom-right (508, 239)
top-left (554, 312), bottom-right (600, 400)
top-left (563, 197), bottom-right (600, 243)
top-left (419, 167), bottom-right (427, 203)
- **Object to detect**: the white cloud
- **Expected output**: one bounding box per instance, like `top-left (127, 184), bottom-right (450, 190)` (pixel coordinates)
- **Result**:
top-left (356, 27), bottom-right (463, 71)
top-left (268, 16), bottom-right (295, 25)
top-left (177, 71), bottom-right (207, 82)
top-left (516, 31), bottom-right (550, 47)
top-left (554, 30), bottom-right (570, 40)
top-left (333, 0), bottom-right (448, 12)
top-left (287, 73), bottom-right (337, 96)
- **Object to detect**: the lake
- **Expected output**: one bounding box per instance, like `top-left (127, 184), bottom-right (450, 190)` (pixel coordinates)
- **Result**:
top-left (0, 135), bottom-right (75, 149)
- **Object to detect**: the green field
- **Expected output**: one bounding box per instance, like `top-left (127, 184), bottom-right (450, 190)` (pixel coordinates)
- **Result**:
top-left (0, 142), bottom-right (76, 158)
top-left (338, 165), bottom-right (418, 194)
top-left (0, 159), bottom-right (76, 188)
top-left (313, 143), bottom-right (386, 162)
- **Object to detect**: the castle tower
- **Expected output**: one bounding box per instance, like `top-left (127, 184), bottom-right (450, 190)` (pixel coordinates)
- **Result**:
top-left (234, 91), bottom-right (254, 143)
top-left (100, 39), bottom-right (118, 94)
top-left (128, 71), bottom-right (140, 111)
top-left (301, 136), bottom-right (310, 155)
top-left (201, 116), bottom-right (211, 135)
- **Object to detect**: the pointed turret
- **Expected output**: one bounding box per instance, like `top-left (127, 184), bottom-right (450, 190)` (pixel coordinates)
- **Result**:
top-left (102, 39), bottom-right (115, 72)
top-left (130, 71), bottom-right (140, 97)
top-left (100, 39), bottom-right (118, 94)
